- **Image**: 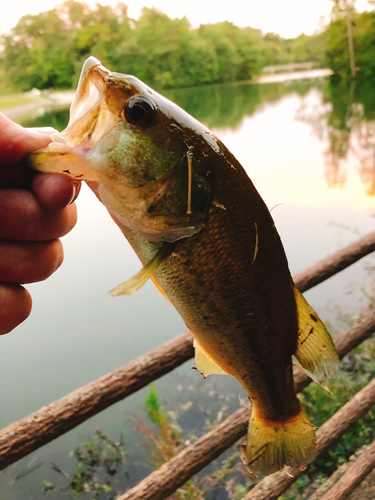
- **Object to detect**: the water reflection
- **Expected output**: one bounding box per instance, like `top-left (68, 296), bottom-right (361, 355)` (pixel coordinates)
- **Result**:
top-left (295, 79), bottom-right (375, 197)
top-left (22, 81), bottom-right (316, 132)
top-left (164, 80), bottom-right (315, 130)
top-left (23, 79), bottom-right (375, 202)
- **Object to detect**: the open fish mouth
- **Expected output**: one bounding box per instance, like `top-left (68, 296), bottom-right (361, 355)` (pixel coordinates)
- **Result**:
top-left (29, 57), bottom-right (114, 180)
top-left (51, 57), bottom-right (111, 149)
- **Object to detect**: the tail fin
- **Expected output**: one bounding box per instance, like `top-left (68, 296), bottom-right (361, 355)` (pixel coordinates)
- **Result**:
top-left (242, 403), bottom-right (317, 475)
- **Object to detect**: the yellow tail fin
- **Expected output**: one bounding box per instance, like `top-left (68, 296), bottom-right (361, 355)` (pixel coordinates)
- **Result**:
top-left (242, 403), bottom-right (317, 475)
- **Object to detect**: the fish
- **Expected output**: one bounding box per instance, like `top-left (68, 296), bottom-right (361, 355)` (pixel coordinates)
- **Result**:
top-left (29, 57), bottom-right (339, 475)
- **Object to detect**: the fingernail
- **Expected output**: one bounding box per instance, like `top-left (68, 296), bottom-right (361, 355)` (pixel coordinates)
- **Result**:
top-left (68, 181), bottom-right (82, 205)
top-left (29, 127), bottom-right (59, 135)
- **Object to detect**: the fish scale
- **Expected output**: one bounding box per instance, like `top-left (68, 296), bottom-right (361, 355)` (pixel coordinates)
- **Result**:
top-left (149, 149), bottom-right (300, 422)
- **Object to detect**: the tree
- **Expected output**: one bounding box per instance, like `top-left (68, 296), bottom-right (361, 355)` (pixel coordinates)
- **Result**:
top-left (325, 5), bottom-right (375, 80)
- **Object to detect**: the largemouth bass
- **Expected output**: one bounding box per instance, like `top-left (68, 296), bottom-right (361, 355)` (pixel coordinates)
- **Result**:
top-left (30, 57), bottom-right (339, 475)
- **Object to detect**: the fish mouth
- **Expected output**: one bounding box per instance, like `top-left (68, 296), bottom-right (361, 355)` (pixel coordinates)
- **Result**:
top-left (51, 57), bottom-right (111, 149)
top-left (29, 57), bottom-right (113, 181)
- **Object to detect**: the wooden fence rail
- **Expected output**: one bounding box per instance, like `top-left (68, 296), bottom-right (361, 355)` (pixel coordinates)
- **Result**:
top-left (316, 439), bottom-right (375, 500)
top-left (2, 230), bottom-right (375, 497)
top-left (293, 230), bottom-right (375, 293)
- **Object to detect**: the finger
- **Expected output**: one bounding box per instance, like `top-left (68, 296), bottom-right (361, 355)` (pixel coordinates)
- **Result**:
top-left (0, 189), bottom-right (77, 241)
top-left (0, 114), bottom-right (53, 165)
top-left (0, 163), bottom-right (32, 189)
top-left (32, 173), bottom-right (81, 211)
top-left (27, 127), bottom-right (57, 135)
top-left (0, 239), bottom-right (63, 284)
top-left (0, 283), bottom-right (32, 335)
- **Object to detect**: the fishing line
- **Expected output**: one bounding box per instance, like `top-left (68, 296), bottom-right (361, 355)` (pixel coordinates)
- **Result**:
top-left (187, 148), bottom-right (193, 215)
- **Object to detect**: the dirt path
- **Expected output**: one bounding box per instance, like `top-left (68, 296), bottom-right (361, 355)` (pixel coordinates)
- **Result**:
top-left (1, 90), bottom-right (75, 121)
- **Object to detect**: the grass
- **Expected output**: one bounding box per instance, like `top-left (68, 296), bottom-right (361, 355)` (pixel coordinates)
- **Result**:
top-left (0, 94), bottom-right (41, 111)
top-left (0, 69), bottom-right (41, 110)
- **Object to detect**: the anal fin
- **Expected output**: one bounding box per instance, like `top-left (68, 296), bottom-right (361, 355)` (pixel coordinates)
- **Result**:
top-left (193, 338), bottom-right (229, 378)
top-left (294, 285), bottom-right (339, 382)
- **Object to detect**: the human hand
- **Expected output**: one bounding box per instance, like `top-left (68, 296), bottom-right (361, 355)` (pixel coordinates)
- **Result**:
top-left (0, 113), bottom-right (80, 334)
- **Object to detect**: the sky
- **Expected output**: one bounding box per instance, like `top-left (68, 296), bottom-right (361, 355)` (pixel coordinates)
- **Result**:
top-left (0, 0), bottom-right (372, 39)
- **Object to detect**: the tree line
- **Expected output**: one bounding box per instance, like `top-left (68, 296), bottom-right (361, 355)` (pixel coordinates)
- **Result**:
top-left (0, 0), bottom-right (374, 92)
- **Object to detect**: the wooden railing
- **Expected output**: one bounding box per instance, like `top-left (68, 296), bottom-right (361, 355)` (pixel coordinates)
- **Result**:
top-left (2, 231), bottom-right (375, 498)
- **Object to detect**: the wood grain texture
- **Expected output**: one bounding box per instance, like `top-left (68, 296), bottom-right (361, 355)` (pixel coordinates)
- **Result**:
top-left (293, 230), bottom-right (375, 293)
top-left (317, 440), bottom-right (375, 500)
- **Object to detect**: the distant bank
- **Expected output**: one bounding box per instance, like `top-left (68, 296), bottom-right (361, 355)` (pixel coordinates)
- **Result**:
top-left (2, 70), bottom-right (333, 121)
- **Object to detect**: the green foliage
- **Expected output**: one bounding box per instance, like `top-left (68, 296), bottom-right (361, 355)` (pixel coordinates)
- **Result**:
top-left (6, 0), bottom-right (375, 91)
top-left (138, 384), bottom-right (254, 499)
top-left (3, 0), bottom-right (343, 93)
top-left (42, 480), bottom-right (55, 493)
top-left (1, 1), bottom-right (263, 92)
top-left (198, 22), bottom-right (260, 83)
top-left (141, 383), bottom-right (184, 466)
top-left (42, 430), bottom-right (127, 498)
top-left (42, 431), bottom-right (127, 498)
top-left (144, 382), bottom-right (163, 427)
top-left (68, 430), bottom-right (124, 497)
top-left (69, 430), bottom-right (125, 498)
top-left (284, 336), bottom-right (375, 500)
top-left (324, 4), bottom-right (375, 80)
top-left (257, 31), bottom-right (326, 68)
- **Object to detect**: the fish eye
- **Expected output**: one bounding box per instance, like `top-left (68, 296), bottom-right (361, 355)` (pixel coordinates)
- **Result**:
top-left (124, 97), bottom-right (156, 127)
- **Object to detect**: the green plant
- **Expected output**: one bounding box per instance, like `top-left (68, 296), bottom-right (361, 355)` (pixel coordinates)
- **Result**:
top-left (43, 430), bottom-right (126, 498)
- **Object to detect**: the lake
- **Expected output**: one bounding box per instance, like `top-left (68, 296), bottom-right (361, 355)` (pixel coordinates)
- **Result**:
top-left (2, 78), bottom-right (375, 498)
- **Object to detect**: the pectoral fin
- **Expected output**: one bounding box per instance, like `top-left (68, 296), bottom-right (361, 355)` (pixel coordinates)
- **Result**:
top-left (109, 243), bottom-right (173, 296)
top-left (294, 285), bottom-right (339, 382)
top-left (193, 339), bottom-right (229, 378)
